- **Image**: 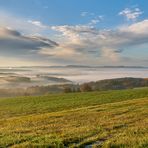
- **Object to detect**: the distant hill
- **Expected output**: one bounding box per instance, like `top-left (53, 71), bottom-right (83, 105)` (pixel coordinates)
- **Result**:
top-left (65, 65), bottom-right (146, 68)
top-left (15, 65), bottom-right (147, 69)
top-left (82, 77), bottom-right (148, 91)
top-left (36, 75), bottom-right (72, 83)
top-left (0, 77), bottom-right (148, 98)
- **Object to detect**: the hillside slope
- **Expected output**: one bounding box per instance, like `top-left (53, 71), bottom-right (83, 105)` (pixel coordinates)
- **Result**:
top-left (0, 88), bottom-right (148, 147)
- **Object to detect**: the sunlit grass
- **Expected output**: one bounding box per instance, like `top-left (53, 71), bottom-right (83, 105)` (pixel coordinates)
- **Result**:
top-left (0, 88), bottom-right (148, 147)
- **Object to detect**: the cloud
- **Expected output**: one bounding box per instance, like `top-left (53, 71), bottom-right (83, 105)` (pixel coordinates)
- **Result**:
top-left (122, 19), bottom-right (148, 34)
top-left (81, 12), bottom-right (94, 17)
top-left (89, 16), bottom-right (104, 26)
top-left (0, 10), bottom-right (147, 66)
top-left (81, 12), bottom-right (88, 17)
top-left (27, 20), bottom-right (47, 28)
top-left (50, 19), bottom-right (148, 63)
top-left (51, 25), bottom-right (119, 60)
top-left (119, 7), bottom-right (143, 21)
top-left (0, 27), bottom-right (58, 57)
top-left (80, 12), bottom-right (103, 26)
top-left (0, 11), bottom-right (48, 35)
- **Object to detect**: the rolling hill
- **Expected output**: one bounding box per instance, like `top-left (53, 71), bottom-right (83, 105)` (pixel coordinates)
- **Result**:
top-left (0, 88), bottom-right (148, 147)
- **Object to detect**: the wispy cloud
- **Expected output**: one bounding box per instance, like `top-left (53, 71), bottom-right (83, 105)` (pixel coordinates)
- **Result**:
top-left (81, 12), bottom-right (94, 17)
top-left (27, 20), bottom-right (47, 28)
top-left (88, 16), bottom-right (104, 26)
top-left (81, 12), bottom-right (104, 26)
top-left (119, 7), bottom-right (143, 21)
top-left (0, 11), bottom-right (48, 35)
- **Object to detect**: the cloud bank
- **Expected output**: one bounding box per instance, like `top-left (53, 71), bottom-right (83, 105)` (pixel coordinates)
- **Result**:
top-left (49, 20), bottom-right (148, 64)
top-left (0, 10), bottom-right (148, 66)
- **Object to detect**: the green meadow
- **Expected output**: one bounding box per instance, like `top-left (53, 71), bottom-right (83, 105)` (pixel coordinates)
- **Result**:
top-left (0, 88), bottom-right (148, 147)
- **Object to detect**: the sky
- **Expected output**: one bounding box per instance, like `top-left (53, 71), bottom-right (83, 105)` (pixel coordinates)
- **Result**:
top-left (0, 0), bottom-right (148, 66)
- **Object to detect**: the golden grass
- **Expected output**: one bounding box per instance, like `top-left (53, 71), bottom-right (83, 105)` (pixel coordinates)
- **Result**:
top-left (0, 97), bottom-right (148, 147)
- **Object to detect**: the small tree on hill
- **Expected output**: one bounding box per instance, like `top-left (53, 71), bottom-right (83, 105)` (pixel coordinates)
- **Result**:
top-left (80, 83), bottom-right (92, 92)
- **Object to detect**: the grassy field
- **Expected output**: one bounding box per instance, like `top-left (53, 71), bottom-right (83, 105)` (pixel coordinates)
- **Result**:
top-left (0, 88), bottom-right (148, 147)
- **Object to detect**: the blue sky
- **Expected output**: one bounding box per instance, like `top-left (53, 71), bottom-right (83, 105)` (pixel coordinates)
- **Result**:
top-left (1, 0), bottom-right (148, 26)
top-left (0, 0), bottom-right (148, 66)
